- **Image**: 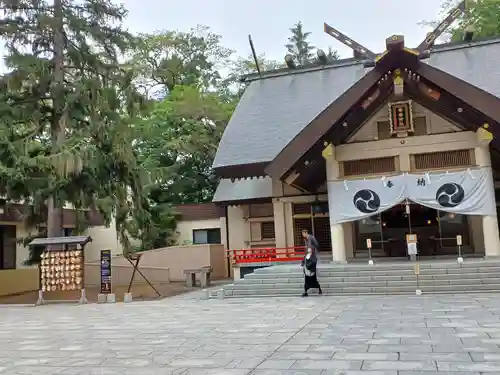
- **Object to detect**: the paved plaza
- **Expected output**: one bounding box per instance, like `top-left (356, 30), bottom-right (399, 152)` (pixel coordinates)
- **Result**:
top-left (3, 292), bottom-right (500, 374)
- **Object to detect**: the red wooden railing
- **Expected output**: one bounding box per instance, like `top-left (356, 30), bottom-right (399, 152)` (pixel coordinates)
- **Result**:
top-left (226, 246), bottom-right (305, 265)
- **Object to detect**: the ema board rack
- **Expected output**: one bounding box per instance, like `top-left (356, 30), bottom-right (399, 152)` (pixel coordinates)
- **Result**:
top-left (40, 250), bottom-right (84, 292)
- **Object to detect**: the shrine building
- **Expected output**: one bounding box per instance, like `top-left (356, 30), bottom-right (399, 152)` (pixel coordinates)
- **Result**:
top-left (212, 23), bottom-right (500, 264)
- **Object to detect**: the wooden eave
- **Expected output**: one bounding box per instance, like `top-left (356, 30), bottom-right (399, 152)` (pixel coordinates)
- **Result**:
top-left (213, 161), bottom-right (268, 181)
top-left (266, 48), bottom-right (500, 187)
top-left (213, 197), bottom-right (272, 207)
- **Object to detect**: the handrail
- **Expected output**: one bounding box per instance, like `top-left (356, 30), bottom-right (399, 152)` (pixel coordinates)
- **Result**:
top-left (226, 246), bottom-right (305, 265)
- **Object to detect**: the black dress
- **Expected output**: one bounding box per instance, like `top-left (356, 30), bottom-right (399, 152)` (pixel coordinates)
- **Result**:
top-left (301, 254), bottom-right (322, 294)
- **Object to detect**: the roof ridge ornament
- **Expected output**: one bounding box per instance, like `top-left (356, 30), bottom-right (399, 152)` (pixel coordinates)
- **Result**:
top-left (323, 23), bottom-right (376, 61)
top-left (324, 0), bottom-right (467, 66)
top-left (416, 0), bottom-right (467, 54)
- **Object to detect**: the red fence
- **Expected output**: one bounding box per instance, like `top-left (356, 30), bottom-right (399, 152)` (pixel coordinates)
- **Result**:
top-left (226, 247), bottom-right (305, 265)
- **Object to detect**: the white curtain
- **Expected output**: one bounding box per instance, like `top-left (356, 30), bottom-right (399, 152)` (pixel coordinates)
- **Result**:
top-left (328, 167), bottom-right (496, 225)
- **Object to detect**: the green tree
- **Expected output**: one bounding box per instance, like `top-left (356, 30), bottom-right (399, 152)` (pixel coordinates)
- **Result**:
top-left (0, 0), bottom-right (157, 261)
top-left (421, 0), bottom-right (500, 43)
top-left (285, 21), bottom-right (316, 66)
top-left (130, 25), bottom-right (234, 96)
top-left (449, 0), bottom-right (500, 41)
top-left (136, 85), bottom-right (236, 206)
top-left (326, 46), bottom-right (340, 61)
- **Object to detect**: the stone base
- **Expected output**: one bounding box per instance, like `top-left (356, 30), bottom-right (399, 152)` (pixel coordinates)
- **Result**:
top-left (97, 294), bottom-right (107, 304)
top-left (36, 290), bottom-right (44, 306)
top-left (79, 289), bottom-right (88, 304)
top-left (123, 293), bottom-right (133, 303)
top-left (201, 289), bottom-right (210, 300)
top-left (106, 293), bottom-right (116, 303)
top-left (216, 289), bottom-right (225, 300)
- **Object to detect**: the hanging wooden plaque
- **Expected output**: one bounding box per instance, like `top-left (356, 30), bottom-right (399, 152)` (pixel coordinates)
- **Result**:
top-left (388, 100), bottom-right (414, 135)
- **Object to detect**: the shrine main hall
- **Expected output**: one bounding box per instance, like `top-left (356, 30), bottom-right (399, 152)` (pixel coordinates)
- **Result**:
top-left (211, 28), bottom-right (500, 263)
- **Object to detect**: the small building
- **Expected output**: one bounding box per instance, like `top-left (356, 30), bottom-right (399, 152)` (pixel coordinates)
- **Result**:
top-left (212, 35), bottom-right (500, 262)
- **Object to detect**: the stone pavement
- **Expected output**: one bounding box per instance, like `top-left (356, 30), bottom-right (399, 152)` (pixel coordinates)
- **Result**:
top-left (2, 291), bottom-right (500, 374)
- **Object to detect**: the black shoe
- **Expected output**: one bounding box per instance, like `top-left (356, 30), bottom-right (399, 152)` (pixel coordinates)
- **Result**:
top-left (301, 292), bottom-right (308, 297)
top-left (318, 289), bottom-right (323, 295)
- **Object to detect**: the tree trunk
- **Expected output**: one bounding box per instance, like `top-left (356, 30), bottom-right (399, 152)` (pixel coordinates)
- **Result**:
top-left (47, 0), bottom-right (65, 246)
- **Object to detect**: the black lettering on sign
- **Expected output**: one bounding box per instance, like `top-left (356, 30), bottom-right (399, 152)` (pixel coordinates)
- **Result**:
top-left (417, 178), bottom-right (426, 187)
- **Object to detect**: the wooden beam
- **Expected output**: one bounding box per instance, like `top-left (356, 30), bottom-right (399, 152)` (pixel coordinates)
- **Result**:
top-left (417, 63), bottom-right (500, 129)
top-left (404, 77), bottom-right (500, 154)
top-left (289, 81), bottom-right (394, 192)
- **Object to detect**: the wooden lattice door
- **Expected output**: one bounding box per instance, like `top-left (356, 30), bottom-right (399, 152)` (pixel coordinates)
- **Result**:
top-left (313, 217), bottom-right (331, 252)
top-left (293, 218), bottom-right (312, 250)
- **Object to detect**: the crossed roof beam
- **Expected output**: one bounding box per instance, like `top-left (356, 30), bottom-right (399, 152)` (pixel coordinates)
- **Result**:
top-left (324, 0), bottom-right (468, 66)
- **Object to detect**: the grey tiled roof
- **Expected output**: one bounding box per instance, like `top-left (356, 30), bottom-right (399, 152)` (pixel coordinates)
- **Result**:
top-left (213, 38), bottom-right (500, 171)
top-left (427, 40), bottom-right (500, 98)
top-left (213, 178), bottom-right (272, 203)
top-left (212, 62), bottom-right (368, 169)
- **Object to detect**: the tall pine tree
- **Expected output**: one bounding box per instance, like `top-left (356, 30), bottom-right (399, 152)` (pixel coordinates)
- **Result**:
top-left (0, 0), bottom-right (156, 260)
top-left (285, 21), bottom-right (316, 66)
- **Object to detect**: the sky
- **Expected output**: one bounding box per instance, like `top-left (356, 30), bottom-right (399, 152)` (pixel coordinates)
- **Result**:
top-left (123, 0), bottom-right (446, 61)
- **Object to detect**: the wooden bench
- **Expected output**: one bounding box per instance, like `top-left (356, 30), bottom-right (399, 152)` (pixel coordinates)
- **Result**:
top-left (183, 266), bottom-right (213, 288)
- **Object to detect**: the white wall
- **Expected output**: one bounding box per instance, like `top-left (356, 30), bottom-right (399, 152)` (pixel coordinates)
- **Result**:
top-left (84, 223), bottom-right (123, 262)
top-left (12, 221), bottom-right (37, 269)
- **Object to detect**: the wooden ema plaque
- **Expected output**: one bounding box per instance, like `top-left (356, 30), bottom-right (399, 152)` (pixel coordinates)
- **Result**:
top-left (40, 250), bottom-right (84, 292)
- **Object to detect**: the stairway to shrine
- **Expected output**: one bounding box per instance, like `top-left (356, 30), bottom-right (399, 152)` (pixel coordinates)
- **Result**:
top-left (214, 259), bottom-right (500, 298)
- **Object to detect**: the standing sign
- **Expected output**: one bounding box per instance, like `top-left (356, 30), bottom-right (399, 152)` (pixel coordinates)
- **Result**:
top-left (100, 249), bottom-right (112, 294)
top-left (406, 234), bottom-right (418, 256)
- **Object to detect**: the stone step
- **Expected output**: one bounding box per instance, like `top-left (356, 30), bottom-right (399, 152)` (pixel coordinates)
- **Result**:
top-left (251, 261), bottom-right (500, 274)
top-left (244, 267), bottom-right (500, 280)
top-left (227, 277), bottom-right (500, 290)
top-left (224, 283), bottom-right (500, 297)
top-left (242, 271), bottom-right (500, 283)
top-left (221, 260), bottom-right (500, 298)
top-left (239, 274), bottom-right (500, 285)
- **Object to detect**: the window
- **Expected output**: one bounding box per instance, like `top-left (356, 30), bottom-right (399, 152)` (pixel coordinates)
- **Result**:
top-left (261, 222), bottom-right (275, 240)
top-left (193, 228), bottom-right (221, 244)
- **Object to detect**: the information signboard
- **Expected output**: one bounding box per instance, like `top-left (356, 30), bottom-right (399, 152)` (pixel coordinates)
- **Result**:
top-left (100, 249), bottom-right (112, 294)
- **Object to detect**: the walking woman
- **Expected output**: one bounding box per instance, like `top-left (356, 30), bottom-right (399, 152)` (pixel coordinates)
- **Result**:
top-left (301, 247), bottom-right (323, 297)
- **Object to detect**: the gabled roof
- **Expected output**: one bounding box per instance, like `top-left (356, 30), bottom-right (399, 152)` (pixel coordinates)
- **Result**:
top-left (212, 37), bottom-right (500, 181)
